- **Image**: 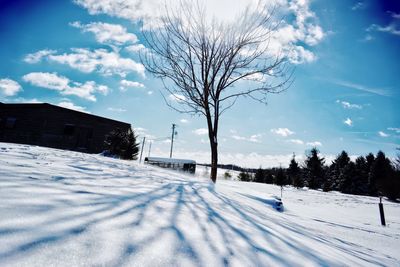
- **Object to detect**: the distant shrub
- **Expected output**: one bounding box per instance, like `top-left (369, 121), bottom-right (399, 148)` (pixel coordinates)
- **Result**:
top-left (224, 171), bottom-right (232, 179)
top-left (238, 171), bottom-right (252, 182)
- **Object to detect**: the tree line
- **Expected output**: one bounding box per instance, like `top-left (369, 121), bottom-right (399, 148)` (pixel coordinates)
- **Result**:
top-left (235, 148), bottom-right (400, 201)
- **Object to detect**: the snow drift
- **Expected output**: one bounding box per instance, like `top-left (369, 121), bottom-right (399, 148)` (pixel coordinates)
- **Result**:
top-left (0, 143), bottom-right (399, 266)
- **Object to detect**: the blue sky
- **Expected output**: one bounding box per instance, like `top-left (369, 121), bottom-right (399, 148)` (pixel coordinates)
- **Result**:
top-left (0, 0), bottom-right (399, 167)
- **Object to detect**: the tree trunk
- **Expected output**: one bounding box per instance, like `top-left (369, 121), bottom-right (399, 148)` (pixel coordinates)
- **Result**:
top-left (210, 140), bottom-right (218, 183)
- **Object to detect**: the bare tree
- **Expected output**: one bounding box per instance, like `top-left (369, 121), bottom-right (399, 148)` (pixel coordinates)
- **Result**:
top-left (141, 2), bottom-right (292, 183)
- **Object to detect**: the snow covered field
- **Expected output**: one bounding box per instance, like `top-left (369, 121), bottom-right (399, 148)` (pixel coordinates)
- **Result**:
top-left (0, 143), bottom-right (399, 267)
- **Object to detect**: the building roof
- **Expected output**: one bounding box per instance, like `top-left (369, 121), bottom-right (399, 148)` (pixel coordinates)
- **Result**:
top-left (0, 102), bottom-right (131, 126)
top-left (145, 157), bottom-right (196, 164)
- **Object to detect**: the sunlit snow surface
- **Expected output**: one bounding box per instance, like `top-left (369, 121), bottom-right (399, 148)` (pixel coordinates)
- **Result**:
top-left (0, 143), bottom-right (399, 266)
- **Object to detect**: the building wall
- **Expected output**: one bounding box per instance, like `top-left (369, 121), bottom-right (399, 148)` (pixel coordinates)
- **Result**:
top-left (0, 103), bottom-right (132, 153)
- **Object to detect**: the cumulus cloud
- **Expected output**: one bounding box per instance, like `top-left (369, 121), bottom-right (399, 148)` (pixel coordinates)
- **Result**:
top-left (107, 107), bottom-right (127, 112)
top-left (193, 128), bottom-right (208, 136)
top-left (387, 127), bottom-right (400, 133)
top-left (125, 44), bottom-right (147, 53)
top-left (42, 48), bottom-right (145, 77)
top-left (343, 118), bottom-right (353, 127)
top-left (180, 119), bottom-right (189, 124)
top-left (378, 131), bottom-right (389, 137)
top-left (57, 101), bottom-right (89, 113)
top-left (22, 72), bottom-right (108, 101)
top-left (367, 23), bottom-right (400, 37)
top-left (271, 127), bottom-right (295, 137)
top-left (70, 21), bottom-right (138, 45)
top-left (336, 100), bottom-right (362, 109)
top-left (306, 141), bottom-right (322, 146)
top-left (351, 2), bottom-right (365, 11)
top-left (231, 134), bottom-right (262, 143)
top-left (23, 49), bottom-right (57, 64)
top-left (287, 139), bottom-right (304, 145)
top-left (74, 0), bottom-right (324, 64)
top-left (0, 78), bottom-right (22, 96)
top-left (119, 79), bottom-right (145, 91)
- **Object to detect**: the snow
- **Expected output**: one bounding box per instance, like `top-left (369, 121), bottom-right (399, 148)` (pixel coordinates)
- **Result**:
top-left (0, 142), bottom-right (399, 266)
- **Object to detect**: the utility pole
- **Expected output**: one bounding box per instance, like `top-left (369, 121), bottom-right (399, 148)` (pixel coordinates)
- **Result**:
top-left (148, 141), bottom-right (152, 158)
top-left (169, 123), bottom-right (176, 158)
top-left (139, 137), bottom-right (146, 163)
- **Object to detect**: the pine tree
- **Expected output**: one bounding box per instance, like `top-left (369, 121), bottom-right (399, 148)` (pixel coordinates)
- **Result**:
top-left (238, 171), bottom-right (252, 182)
top-left (395, 148), bottom-right (400, 171)
top-left (370, 151), bottom-right (399, 200)
top-left (104, 128), bottom-right (140, 160)
top-left (304, 148), bottom-right (325, 189)
top-left (274, 167), bottom-right (287, 186)
top-left (288, 154), bottom-right (302, 188)
top-left (353, 156), bottom-right (369, 195)
top-left (264, 170), bottom-right (274, 184)
top-left (332, 151), bottom-right (351, 191)
top-left (254, 167), bottom-right (265, 183)
top-left (369, 151), bottom-right (392, 196)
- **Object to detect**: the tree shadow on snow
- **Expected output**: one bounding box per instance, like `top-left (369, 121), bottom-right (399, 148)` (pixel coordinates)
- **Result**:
top-left (0, 165), bottom-right (393, 267)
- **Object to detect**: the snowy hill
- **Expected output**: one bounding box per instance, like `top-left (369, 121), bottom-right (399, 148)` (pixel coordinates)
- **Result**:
top-left (0, 143), bottom-right (399, 266)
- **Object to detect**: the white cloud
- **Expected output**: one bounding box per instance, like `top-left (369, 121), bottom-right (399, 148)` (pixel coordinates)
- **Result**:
top-left (23, 72), bottom-right (69, 91)
top-left (333, 80), bottom-right (390, 97)
top-left (74, 0), bottom-right (324, 65)
top-left (271, 128), bottom-right (294, 137)
top-left (351, 2), bottom-right (365, 11)
top-left (23, 49), bottom-right (57, 64)
top-left (361, 34), bottom-right (374, 42)
top-left (378, 131), bottom-right (389, 138)
top-left (119, 79), bottom-right (145, 91)
top-left (125, 44), bottom-right (147, 53)
top-left (22, 72), bottom-right (108, 101)
top-left (46, 48), bottom-right (145, 77)
top-left (336, 100), bottom-right (362, 109)
top-left (147, 91), bottom-right (153, 95)
top-left (387, 127), bottom-right (400, 133)
top-left (107, 107), bottom-right (127, 112)
top-left (232, 134), bottom-right (262, 143)
top-left (288, 139), bottom-right (304, 145)
top-left (70, 21), bottom-right (138, 45)
top-left (388, 11), bottom-right (400, 19)
top-left (180, 119), bottom-right (189, 124)
top-left (306, 141), bottom-right (322, 147)
top-left (57, 101), bottom-right (89, 113)
top-left (367, 23), bottom-right (400, 37)
top-left (0, 78), bottom-right (22, 96)
top-left (193, 128), bottom-right (208, 136)
top-left (344, 118), bottom-right (353, 127)
top-left (9, 97), bottom-right (42, 103)
top-left (169, 93), bottom-right (186, 102)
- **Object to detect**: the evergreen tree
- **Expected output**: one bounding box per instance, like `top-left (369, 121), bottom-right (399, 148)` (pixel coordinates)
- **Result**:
top-left (353, 156), bottom-right (369, 195)
top-left (369, 151), bottom-right (399, 200)
top-left (288, 154), bottom-right (302, 188)
top-left (104, 128), bottom-right (139, 160)
top-left (264, 170), bottom-right (274, 184)
top-left (254, 167), bottom-right (265, 183)
top-left (369, 151), bottom-right (392, 196)
top-left (332, 151), bottom-right (351, 191)
top-left (238, 171), bottom-right (252, 182)
top-left (274, 167), bottom-right (287, 186)
top-left (339, 161), bottom-right (357, 194)
top-left (395, 148), bottom-right (400, 171)
top-left (304, 148), bottom-right (325, 189)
